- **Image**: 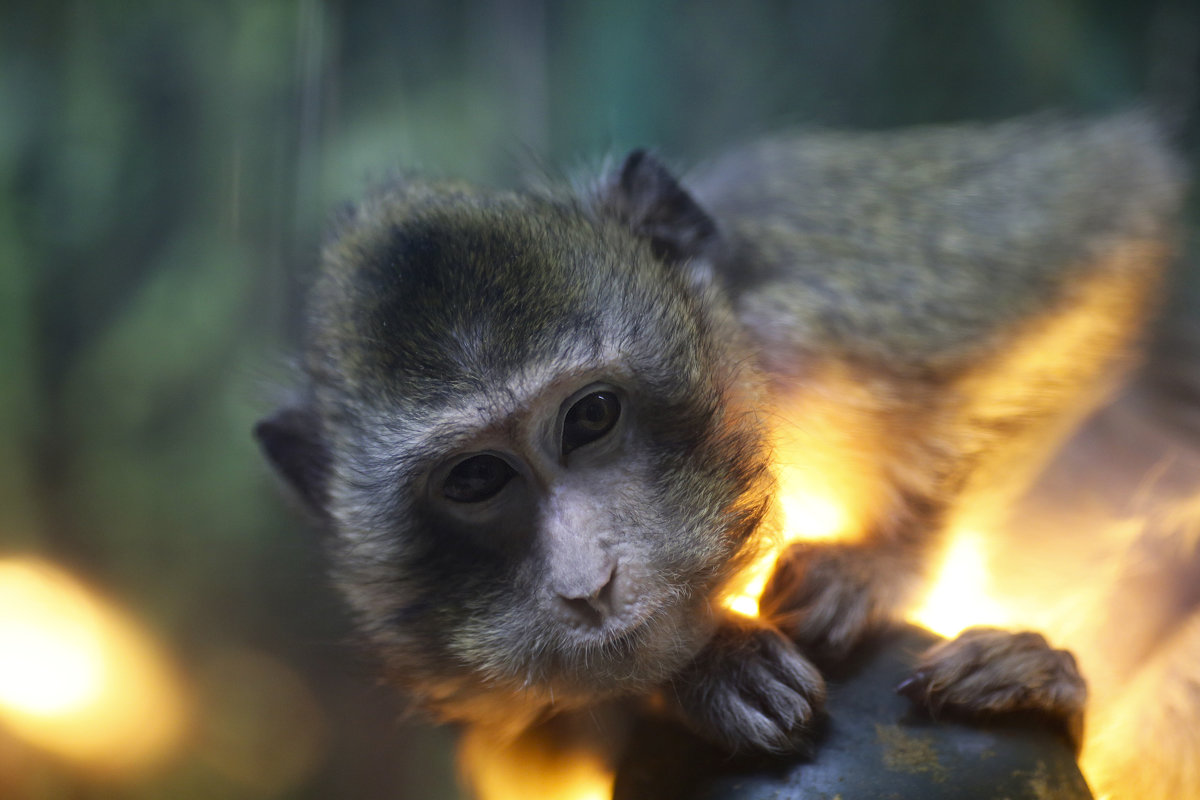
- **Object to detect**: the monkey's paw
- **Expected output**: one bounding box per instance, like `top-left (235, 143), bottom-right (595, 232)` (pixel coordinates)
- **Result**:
top-left (760, 543), bottom-right (895, 662)
top-left (897, 627), bottom-right (1086, 750)
top-left (668, 617), bottom-right (825, 754)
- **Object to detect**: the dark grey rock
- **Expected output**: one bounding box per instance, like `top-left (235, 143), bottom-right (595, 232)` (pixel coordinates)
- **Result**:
top-left (614, 625), bottom-right (1092, 800)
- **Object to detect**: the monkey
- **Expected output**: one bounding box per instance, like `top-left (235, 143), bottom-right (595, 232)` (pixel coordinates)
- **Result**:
top-left (255, 110), bottom-right (1183, 790)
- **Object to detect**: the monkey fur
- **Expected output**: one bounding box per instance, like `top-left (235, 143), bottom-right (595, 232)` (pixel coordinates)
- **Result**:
top-left (257, 111), bottom-right (1183, 774)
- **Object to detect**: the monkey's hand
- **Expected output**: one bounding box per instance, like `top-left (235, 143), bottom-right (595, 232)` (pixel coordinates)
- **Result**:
top-left (897, 627), bottom-right (1087, 751)
top-left (666, 615), bottom-right (825, 754)
top-left (761, 542), bottom-right (914, 662)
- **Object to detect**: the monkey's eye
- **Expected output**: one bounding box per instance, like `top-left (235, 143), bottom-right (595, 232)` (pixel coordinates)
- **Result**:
top-left (443, 454), bottom-right (516, 503)
top-left (562, 391), bottom-right (621, 455)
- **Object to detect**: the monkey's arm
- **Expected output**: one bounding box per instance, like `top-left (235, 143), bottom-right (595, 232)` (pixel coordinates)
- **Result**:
top-left (702, 113), bottom-right (1182, 659)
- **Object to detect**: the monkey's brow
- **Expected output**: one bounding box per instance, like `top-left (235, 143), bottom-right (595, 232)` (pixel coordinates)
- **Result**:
top-left (368, 356), bottom-right (625, 460)
top-left (367, 399), bottom-right (515, 464)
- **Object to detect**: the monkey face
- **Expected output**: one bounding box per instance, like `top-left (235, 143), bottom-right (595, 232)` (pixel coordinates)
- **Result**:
top-left (318, 343), bottom-right (769, 721)
top-left (417, 374), bottom-right (714, 687)
top-left (257, 165), bottom-right (770, 725)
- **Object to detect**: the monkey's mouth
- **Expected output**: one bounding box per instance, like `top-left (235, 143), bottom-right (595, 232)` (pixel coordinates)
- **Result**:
top-left (541, 598), bottom-right (708, 687)
top-left (560, 595), bottom-right (657, 632)
top-left (553, 610), bottom-right (656, 655)
top-left (596, 612), bottom-right (660, 649)
top-left (555, 585), bottom-right (693, 645)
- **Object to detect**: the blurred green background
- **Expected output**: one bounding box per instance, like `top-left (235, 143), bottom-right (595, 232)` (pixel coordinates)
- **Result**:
top-left (0, 1), bottom-right (1193, 798)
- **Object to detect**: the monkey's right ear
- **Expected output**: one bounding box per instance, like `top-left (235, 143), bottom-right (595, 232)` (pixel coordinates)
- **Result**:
top-left (601, 149), bottom-right (718, 264)
top-left (255, 406), bottom-right (332, 519)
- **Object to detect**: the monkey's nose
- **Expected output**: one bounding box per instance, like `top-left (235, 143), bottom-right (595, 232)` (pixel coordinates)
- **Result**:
top-left (556, 565), bottom-right (618, 626)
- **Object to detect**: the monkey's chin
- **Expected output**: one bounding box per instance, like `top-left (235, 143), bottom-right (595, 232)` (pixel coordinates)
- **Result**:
top-left (536, 600), bottom-right (716, 697)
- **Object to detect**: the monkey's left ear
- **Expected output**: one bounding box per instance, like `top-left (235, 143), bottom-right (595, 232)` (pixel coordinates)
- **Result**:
top-left (601, 150), bottom-right (718, 264)
top-left (255, 405), bottom-right (332, 520)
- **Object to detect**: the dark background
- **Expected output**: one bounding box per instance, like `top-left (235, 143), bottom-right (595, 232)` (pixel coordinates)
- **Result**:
top-left (0, 1), bottom-right (1194, 798)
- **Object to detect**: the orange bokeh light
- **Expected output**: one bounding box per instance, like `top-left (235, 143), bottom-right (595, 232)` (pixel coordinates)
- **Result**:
top-left (0, 558), bottom-right (187, 776)
top-left (460, 724), bottom-right (615, 800)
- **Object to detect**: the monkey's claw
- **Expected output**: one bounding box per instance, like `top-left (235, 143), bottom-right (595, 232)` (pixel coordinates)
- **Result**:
top-left (669, 618), bottom-right (826, 754)
top-left (894, 669), bottom-right (931, 702)
top-left (899, 627), bottom-right (1087, 750)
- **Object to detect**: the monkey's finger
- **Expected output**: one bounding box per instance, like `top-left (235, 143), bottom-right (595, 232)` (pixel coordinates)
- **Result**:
top-left (899, 627), bottom-right (1087, 751)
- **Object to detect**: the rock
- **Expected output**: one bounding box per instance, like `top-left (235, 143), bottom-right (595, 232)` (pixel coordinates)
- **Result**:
top-left (614, 625), bottom-right (1092, 800)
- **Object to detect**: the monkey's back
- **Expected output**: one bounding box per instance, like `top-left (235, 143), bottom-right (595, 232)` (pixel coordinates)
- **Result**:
top-left (691, 112), bottom-right (1183, 381)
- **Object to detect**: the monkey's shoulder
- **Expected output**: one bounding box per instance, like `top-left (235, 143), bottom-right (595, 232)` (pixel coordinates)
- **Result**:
top-left (692, 112), bottom-right (1185, 377)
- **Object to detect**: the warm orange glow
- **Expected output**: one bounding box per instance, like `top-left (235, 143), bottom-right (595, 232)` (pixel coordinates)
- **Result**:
top-left (460, 724), bottom-right (615, 800)
top-left (775, 465), bottom-right (854, 543)
top-left (906, 528), bottom-right (1014, 638)
top-left (724, 583), bottom-right (766, 618)
top-left (0, 558), bottom-right (187, 775)
top-left (723, 480), bottom-right (853, 618)
top-left (724, 384), bottom-right (868, 617)
top-left (0, 590), bottom-right (103, 717)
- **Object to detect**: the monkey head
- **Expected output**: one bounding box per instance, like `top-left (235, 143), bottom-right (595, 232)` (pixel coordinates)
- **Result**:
top-left (256, 153), bottom-right (772, 731)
